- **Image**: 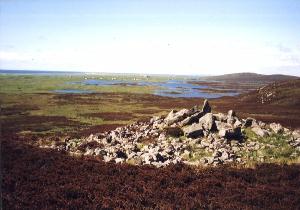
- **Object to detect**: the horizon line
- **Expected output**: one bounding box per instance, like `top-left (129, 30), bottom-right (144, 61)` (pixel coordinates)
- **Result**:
top-left (0, 69), bottom-right (299, 77)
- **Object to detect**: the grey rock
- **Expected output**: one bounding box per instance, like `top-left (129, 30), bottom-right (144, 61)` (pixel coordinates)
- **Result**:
top-left (251, 126), bottom-right (269, 137)
top-left (228, 110), bottom-right (236, 118)
top-left (258, 121), bottom-right (266, 128)
top-left (180, 111), bottom-right (204, 126)
top-left (202, 99), bottom-right (211, 114)
top-left (84, 148), bottom-right (94, 156)
top-left (233, 119), bottom-right (242, 128)
top-left (200, 140), bottom-right (210, 148)
top-left (213, 151), bottom-right (222, 158)
top-left (198, 113), bottom-right (216, 131)
top-left (214, 113), bottom-right (227, 122)
top-left (94, 148), bottom-right (106, 156)
top-left (232, 146), bottom-right (240, 152)
top-left (206, 157), bottom-right (214, 164)
top-left (115, 158), bottom-right (124, 164)
top-left (292, 130), bottom-right (300, 139)
top-left (103, 155), bottom-right (113, 162)
top-left (220, 151), bottom-right (229, 161)
top-left (227, 110), bottom-right (236, 124)
top-left (164, 109), bottom-right (190, 125)
top-left (243, 117), bottom-right (255, 128)
top-left (269, 123), bottom-right (283, 134)
top-left (217, 122), bottom-right (242, 139)
top-left (183, 123), bottom-right (204, 138)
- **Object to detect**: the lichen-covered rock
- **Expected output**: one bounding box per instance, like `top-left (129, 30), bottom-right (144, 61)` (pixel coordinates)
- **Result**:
top-left (183, 123), bottom-right (204, 138)
top-left (251, 126), bottom-right (269, 137)
top-left (164, 109), bottom-right (190, 125)
top-left (269, 123), bottom-right (283, 134)
top-left (180, 111), bottom-right (204, 126)
top-left (214, 113), bottom-right (227, 122)
top-left (198, 113), bottom-right (216, 131)
top-left (217, 122), bottom-right (242, 139)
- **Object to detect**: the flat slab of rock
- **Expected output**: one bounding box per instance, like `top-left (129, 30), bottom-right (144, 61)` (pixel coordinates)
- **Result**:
top-left (251, 126), bottom-right (269, 137)
top-left (164, 109), bottom-right (190, 126)
top-left (183, 123), bottom-right (204, 138)
top-left (180, 111), bottom-right (204, 126)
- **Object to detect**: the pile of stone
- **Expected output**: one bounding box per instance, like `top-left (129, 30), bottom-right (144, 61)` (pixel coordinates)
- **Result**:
top-left (45, 100), bottom-right (300, 167)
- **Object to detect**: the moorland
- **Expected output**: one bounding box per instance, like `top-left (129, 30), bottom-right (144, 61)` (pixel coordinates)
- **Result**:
top-left (1, 71), bottom-right (300, 209)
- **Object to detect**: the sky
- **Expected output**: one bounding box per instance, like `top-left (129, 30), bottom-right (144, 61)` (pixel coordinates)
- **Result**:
top-left (0, 0), bottom-right (300, 76)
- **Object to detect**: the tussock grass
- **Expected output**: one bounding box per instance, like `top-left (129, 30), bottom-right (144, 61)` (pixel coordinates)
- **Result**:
top-left (242, 128), bottom-right (299, 164)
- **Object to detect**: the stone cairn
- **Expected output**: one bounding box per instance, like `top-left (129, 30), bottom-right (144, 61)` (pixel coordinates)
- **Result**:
top-left (46, 100), bottom-right (300, 167)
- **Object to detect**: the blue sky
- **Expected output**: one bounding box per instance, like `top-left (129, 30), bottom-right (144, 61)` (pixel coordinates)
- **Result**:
top-left (0, 0), bottom-right (300, 75)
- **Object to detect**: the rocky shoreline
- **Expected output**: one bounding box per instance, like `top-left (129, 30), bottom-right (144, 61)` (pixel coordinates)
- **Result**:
top-left (42, 100), bottom-right (300, 167)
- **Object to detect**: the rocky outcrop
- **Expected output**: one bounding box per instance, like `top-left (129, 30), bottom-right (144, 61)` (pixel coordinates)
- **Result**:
top-left (44, 99), bottom-right (300, 168)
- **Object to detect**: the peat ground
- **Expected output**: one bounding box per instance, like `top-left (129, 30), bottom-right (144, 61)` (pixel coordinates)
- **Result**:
top-left (2, 92), bottom-right (300, 138)
top-left (2, 78), bottom-right (300, 209)
top-left (2, 135), bottom-right (300, 209)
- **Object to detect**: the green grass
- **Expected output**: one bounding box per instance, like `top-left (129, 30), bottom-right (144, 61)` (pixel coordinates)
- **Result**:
top-left (0, 75), bottom-right (174, 135)
top-left (182, 144), bottom-right (212, 162)
top-left (0, 75), bottom-right (161, 94)
top-left (242, 128), bottom-right (299, 164)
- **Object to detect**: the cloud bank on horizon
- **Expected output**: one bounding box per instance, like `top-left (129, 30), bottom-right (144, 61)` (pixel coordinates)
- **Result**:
top-left (0, 0), bottom-right (300, 76)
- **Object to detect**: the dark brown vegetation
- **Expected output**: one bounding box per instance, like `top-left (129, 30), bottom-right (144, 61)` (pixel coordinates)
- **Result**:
top-left (2, 87), bottom-right (300, 138)
top-left (239, 79), bottom-right (300, 105)
top-left (2, 77), bottom-right (300, 209)
top-left (2, 136), bottom-right (300, 209)
top-left (82, 112), bottom-right (135, 121)
top-left (201, 72), bottom-right (299, 82)
top-left (212, 79), bottom-right (300, 129)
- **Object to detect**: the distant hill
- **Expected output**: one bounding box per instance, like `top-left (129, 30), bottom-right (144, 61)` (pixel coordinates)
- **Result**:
top-left (238, 79), bottom-right (300, 106)
top-left (202, 73), bottom-right (299, 82)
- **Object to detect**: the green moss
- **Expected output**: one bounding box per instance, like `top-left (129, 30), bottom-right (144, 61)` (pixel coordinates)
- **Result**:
top-left (241, 128), bottom-right (299, 164)
top-left (181, 144), bottom-right (212, 162)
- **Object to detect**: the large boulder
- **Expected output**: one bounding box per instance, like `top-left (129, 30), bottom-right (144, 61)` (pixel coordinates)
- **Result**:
top-left (198, 113), bottom-right (216, 131)
top-left (202, 99), bottom-right (211, 114)
top-left (183, 123), bottom-right (204, 138)
top-left (180, 111), bottom-right (204, 126)
top-left (214, 113), bottom-right (227, 122)
top-left (217, 122), bottom-right (242, 139)
top-left (164, 109), bottom-right (190, 125)
top-left (227, 110), bottom-right (236, 124)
